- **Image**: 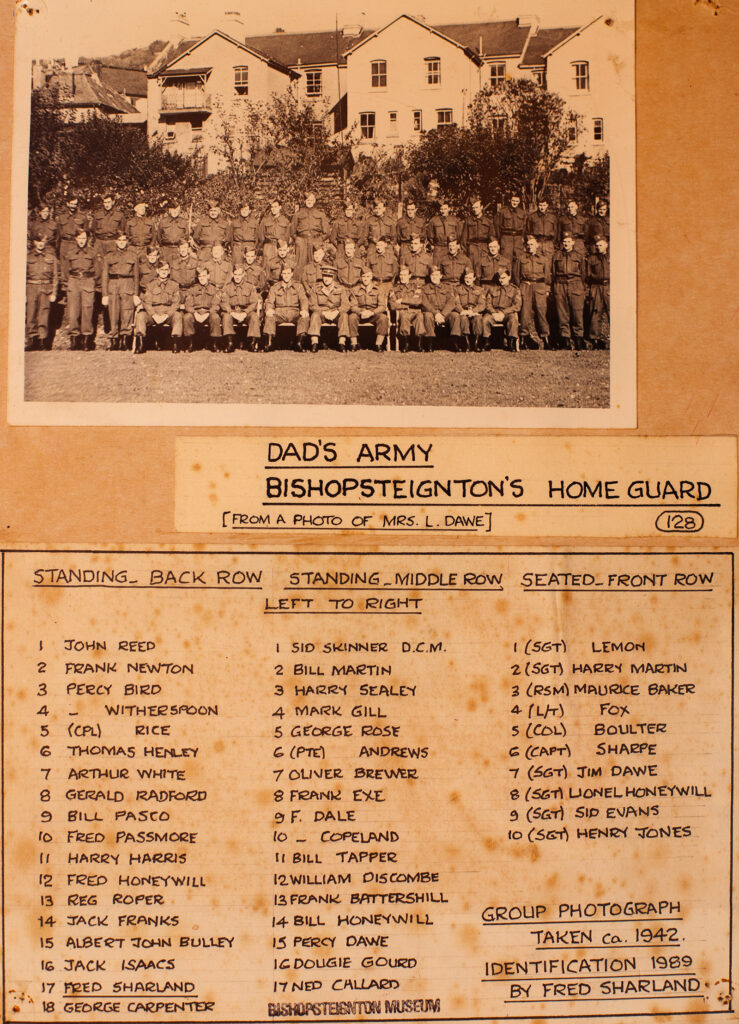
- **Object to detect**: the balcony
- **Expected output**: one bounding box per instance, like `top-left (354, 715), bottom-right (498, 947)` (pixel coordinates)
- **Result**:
top-left (160, 92), bottom-right (212, 114)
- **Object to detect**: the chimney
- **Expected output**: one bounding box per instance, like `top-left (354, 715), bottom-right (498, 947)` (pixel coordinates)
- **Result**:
top-left (517, 14), bottom-right (540, 33)
top-left (221, 9), bottom-right (244, 35)
top-left (341, 23), bottom-right (363, 37)
top-left (171, 10), bottom-right (189, 41)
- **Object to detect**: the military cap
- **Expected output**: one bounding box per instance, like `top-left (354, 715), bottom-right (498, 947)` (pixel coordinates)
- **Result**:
top-left (320, 264), bottom-right (337, 277)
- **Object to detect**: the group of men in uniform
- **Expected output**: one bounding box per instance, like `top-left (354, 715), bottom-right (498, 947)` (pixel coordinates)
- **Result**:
top-left (26, 188), bottom-right (610, 354)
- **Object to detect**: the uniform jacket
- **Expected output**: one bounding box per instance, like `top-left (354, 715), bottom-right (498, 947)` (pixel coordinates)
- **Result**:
top-left (365, 211), bottom-right (397, 244)
top-left (403, 250), bottom-right (432, 281)
top-left (220, 280), bottom-right (259, 313)
top-left (368, 250), bottom-right (398, 283)
top-left (193, 216), bottom-right (231, 248)
top-left (587, 214), bottom-right (610, 248)
top-left (143, 278), bottom-right (180, 317)
top-left (478, 252), bottom-right (506, 284)
top-left (299, 262), bottom-right (327, 292)
top-left (62, 246), bottom-right (100, 284)
top-left (57, 208), bottom-right (91, 243)
top-left (452, 282), bottom-right (486, 314)
top-left (28, 216), bottom-right (59, 249)
top-left (92, 206), bottom-right (126, 241)
top-left (185, 281), bottom-right (220, 314)
top-left (422, 281), bottom-right (452, 314)
top-left (138, 259), bottom-right (161, 292)
top-left (462, 215), bottom-right (495, 248)
top-left (265, 280), bottom-right (309, 314)
top-left (231, 213), bottom-right (262, 246)
top-left (157, 214), bottom-right (189, 248)
top-left (426, 214), bottom-right (463, 248)
top-left (199, 258), bottom-right (233, 291)
top-left (440, 251), bottom-right (473, 283)
top-left (241, 261), bottom-right (269, 293)
top-left (330, 213), bottom-right (367, 249)
top-left (552, 251), bottom-right (585, 284)
top-left (558, 212), bottom-right (588, 244)
top-left (102, 249), bottom-right (139, 292)
top-left (526, 211), bottom-right (559, 241)
top-left (486, 282), bottom-right (522, 314)
top-left (350, 283), bottom-right (389, 313)
top-left (389, 281), bottom-right (424, 310)
top-left (514, 252), bottom-right (551, 286)
top-left (126, 215), bottom-right (157, 249)
top-left (308, 282), bottom-right (348, 313)
top-left (267, 252), bottom-right (298, 284)
top-left (586, 253), bottom-right (610, 285)
top-left (26, 250), bottom-right (59, 291)
top-left (170, 255), bottom-right (199, 293)
top-left (335, 253), bottom-right (365, 289)
top-left (260, 212), bottom-right (292, 246)
top-left (396, 214), bottom-right (427, 248)
top-left (291, 206), bottom-right (330, 240)
top-left (496, 206), bottom-right (526, 238)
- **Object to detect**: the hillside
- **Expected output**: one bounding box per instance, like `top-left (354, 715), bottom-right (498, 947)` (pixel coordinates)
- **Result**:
top-left (78, 40), bottom-right (166, 71)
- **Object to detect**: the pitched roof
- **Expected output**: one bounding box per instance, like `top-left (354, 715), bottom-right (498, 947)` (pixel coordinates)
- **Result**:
top-left (519, 27), bottom-right (579, 67)
top-left (537, 16), bottom-right (604, 58)
top-left (241, 28), bottom-right (373, 67)
top-left (438, 20), bottom-right (531, 58)
top-left (343, 14), bottom-right (483, 63)
top-left (149, 29), bottom-right (296, 77)
top-left (95, 65), bottom-right (148, 97)
top-left (42, 68), bottom-right (139, 113)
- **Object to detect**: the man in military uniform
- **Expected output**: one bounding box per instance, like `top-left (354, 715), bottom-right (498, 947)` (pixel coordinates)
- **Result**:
top-left (368, 238), bottom-right (398, 286)
top-left (138, 245), bottom-right (162, 295)
top-left (92, 190), bottom-right (126, 258)
top-left (260, 199), bottom-right (292, 262)
top-left (462, 198), bottom-right (496, 277)
top-left (298, 245), bottom-right (328, 293)
top-left (157, 199), bottom-right (189, 264)
top-left (241, 246), bottom-right (269, 297)
top-left (126, 199), bottom-right (157, 260)
top-left (307, 264), bottom-right (350, 352)
top-left (426, 201), bottom-right (464, 262)
top-left (552, 232), bottom-right (586, 349)
top-left (448, 267), bottom-right (486, 352)
top-left (558, 199), bottom-right (588, 258)
top-left (484, 265), bottom-right (522, 352)
top-left (349, 267), bottom-right (390, 353)
top-left (336, 239), bottom-right (364, 290)
top-left (101, 230), bottom-right (139, 350)
top-left (421, 266), bottom-right (452, 352)
top-left (514, 235), bottom-right (551, 349)
top-left (440, 238), bottom-right (472, 285)
top-left (330, 198), bottom-right (367, 252)
top-left (526, 198), bottom-right (558, 265)
top-left (263, 264), bottom-right (309, 352)
top-left (496, 193), bottom-right (526, 266)
top-left (478, 237), bottom-right (506, 288)
top-left (199, 243), bottom-right (233, 292)
top-left (61, 228), bottom-right (99, 350)
top-left (133, 260), bottom-right (183, 355)
top-left (57, 195), bottom-right (90, 263)
top-left (365, 197), bottom-right (397, 247)
top-left (170, 241), bottom-right (199, 310)
top-left (28, 201), bottom-right (58, 251)
top-left (389, 265), bottom-right (425, 352)
top-left (193, 200), bottom-right (231, 252)
top-left (231, 200), bottom-right (262, 265)
top-left (586, 235), bottom-right (610, 349)
top-left (291, 191), bottom-right (330, 271)
top-left (267, 239), bottom-right (299, 285)
top-left (220, 264), bottom-right (261, 352)
top-left (183, 266), bottom-right (222, 352)
top-left (25, 233), bottom-right (58, 350)
top-left (396, 199), bottom-right (426, 259)
top-left (404, 235), bottom-right (432, 283)
top-left (587, 200), bottom-right (610, 253)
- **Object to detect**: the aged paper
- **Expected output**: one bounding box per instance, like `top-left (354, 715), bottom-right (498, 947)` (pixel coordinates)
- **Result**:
top-left (1, 0), bottom-right (737, 1023)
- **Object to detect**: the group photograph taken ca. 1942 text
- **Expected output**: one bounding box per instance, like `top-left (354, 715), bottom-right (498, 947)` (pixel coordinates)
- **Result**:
top-left (10, 0), bottom-right (634, 426)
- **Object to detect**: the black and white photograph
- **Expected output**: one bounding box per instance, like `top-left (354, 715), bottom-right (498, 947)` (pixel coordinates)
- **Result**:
top-left (10, 0), bottom-right (634, 426)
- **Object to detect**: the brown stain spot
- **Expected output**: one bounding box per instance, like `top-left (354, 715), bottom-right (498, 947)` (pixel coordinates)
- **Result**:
top-left (213, 739), bottom-right (225, 753)
top-left (483, 836), bottom-right (497, 852)
top-left (449, 790), bottom-right (460, 803)
top-left (529, 844), bottom-right (540, 862)
top-left (605, 16), bottom-right (614, 25)
top-left (192, 463), bottom-right (201, 471)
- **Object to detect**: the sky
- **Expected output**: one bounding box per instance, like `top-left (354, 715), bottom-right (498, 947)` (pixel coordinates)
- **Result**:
top-left (15, 0), bottom-right (631, 61)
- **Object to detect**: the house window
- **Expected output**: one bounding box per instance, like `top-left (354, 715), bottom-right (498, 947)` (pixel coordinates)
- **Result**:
top-left (388, 111), bottom-right (398, 136)
top-left (412, 109), bottom-right (423, 131)
top-left (572, 61), bottom-right (590, 90)
top-left (489, 62), bottom-right (506, 87)
top-left (593, 117), bottom-right (604, 141)
top-left (191, 124), bottom-right (202, 139)
top-left (492, 114), bottom-right (506, 131)
top-left (568, 114), bottom-right (578, 142)
top-left (437, 108), bottom-right (453, 127)
top-left (165, 129), bottom-right (176, 142)
top-left (371, 60), bottom-right (387, 88)
top-left (532, 69), bottom-right (545, 87)
top-left (311, 120), bottom-right (323, 141)
top-left (425, 57), bottom-right (441, 85)
top-left (360, 112), bottom-right (375, 139)
top-left (305, 69), bottom-right (322, 96)
top-left (234, 65), bottom-right (248, 95)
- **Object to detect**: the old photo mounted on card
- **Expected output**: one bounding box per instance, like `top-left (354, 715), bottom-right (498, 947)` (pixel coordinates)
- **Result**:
top-left (9, 0), bottom-right (634, 427)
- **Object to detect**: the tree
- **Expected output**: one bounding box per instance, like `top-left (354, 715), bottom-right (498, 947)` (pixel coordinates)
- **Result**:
top-left (553, 152), bottom-right (610, 211)
top-left (468, 81), bottom-right (580, 206)
top-left (406, 125), bottom-right (497, 212)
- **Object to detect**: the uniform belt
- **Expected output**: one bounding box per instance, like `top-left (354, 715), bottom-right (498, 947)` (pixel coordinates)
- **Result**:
top-left (501, 230), bottom-right (519, 235)
top-left (97, 234), bottom-right (116, 239)
top-left (68, 271), bottom-right (94, 278)
top-left (27, 278), bottom-right (52, 285)
top-left (107, 273), bottom-right (131, 278)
